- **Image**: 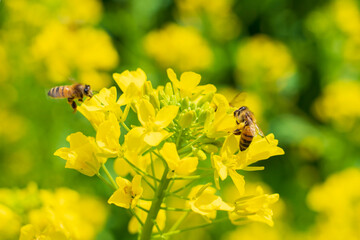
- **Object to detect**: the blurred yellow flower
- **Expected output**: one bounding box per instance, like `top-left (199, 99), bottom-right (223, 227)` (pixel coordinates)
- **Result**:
top-left (175, 0), bottom-right (241, 41)
top-left (188, 185), bottom-right (234, 219)
top-left (307, 168), bottom-right (360, 240)
top-left (229, 186), bottom-right (279, 226)
top-left (160, 142), bottom-right (198, 177)
top-left (331, 0), bottom-right (360, 36)
top-left (31, 21), bottom-right (119, 86)
top-left (19, 187), bottom-right (108, 240)
top-left (0, 44), bottom-right (9, 81)
top-left (144, 24), bottom-right (213, 71)
top-left (108, 175), bottom-right (143, 209)
top-left (135, 99), bottom-right (179, 146)
top-left (0, 204), bottom-right (22, 239)
top-left (0, 109), bottom-right (27, 143)
top-left (235, 35), bottom-right (295, 91)
top-left (54, 132), bottom-right (106, 176)
top-left (113, 68), bottom-right (147, 106)
top-left (313, 80), bottom-right (360, 131)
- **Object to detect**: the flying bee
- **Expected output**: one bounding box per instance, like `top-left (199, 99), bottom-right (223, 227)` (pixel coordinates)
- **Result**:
top-left (48, 83), bottom-right (93, 112)
top-left (233, 106), bottom-right (267, 151)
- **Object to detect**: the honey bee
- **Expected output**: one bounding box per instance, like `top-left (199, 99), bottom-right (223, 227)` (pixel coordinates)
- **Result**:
top-left (233, 106), bottom-right (267, 151)
top-left (48, 84), bottom-right (93, 112)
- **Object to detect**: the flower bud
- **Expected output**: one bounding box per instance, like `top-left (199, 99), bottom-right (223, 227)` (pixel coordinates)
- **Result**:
top-left (181, 97), bottom-right (190, 110)
top-left (164, 82), bottom-right (174, 96)
top-left (194, 149), bottom-right (207, 161)
top-left (198, 109), bottom-right (212, 123)
top-left (150, 92), bottom-right (160, 110)
top-left (144, 81), bottom-right (154, 95)
top-left (179, 110), bottom-right (195, 128)
top-left (197, 92), bottom-right (215, 107)
top-left (202, 144), bottom-right (219, 154)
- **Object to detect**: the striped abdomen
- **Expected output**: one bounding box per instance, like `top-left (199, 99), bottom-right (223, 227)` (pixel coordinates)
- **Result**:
top-left (240, 125), bottom-right (255, 151)
top-left (48, 85), bottom-right (73, 98)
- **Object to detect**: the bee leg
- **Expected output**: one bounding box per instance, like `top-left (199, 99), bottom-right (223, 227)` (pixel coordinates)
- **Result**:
top-left (67, 97), bottom-right (77, 113)
top-left (233, 129), bottom-right (242, 135)
top-left (71, 101), bottom-right (77, 113)
top-left (78, 98), bottom-right (83, 103)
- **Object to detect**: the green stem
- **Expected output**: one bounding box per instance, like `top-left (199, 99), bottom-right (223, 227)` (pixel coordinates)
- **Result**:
top-left (152, 218), bottom-right (228, 238)
top-left (96, 173), bottom-right (117, 191)
top-left (160, 207), bottom-right (191, 212)
top-left (130, 208), bottom-right (144, 227)
top-left (150, 153), bottom-right (158, 189)
top-left (176, 128), bottom-right (183, 147)
top-left (123, 157), bottom-right (160, 182)
top-left (102, 164), bottom-right (117, 190)
top-left (120, 121), bottom-right (131, 132)
top-left (140, 167), bottom-right (170, 240)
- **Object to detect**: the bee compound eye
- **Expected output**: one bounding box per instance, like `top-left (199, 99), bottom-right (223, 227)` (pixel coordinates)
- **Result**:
top-left (84, 85), bottom-right (90, 94)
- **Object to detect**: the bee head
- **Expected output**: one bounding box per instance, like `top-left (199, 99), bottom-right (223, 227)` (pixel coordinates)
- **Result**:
top-left (84, 85), bottom-right (93, 98)
top-left (234, 106), bottom-right (248, 116)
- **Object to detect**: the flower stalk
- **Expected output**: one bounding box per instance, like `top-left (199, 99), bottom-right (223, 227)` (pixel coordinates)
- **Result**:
top-left (140, 166), bottom-right (170, 240)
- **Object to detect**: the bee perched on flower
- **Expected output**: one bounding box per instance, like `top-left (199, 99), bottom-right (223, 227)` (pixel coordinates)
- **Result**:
top-left (54, 67), bottom-right (284, 239)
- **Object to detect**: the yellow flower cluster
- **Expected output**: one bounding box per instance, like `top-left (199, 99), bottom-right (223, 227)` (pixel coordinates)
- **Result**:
top-left (144, 24), bottom-right (213, 71)
top-left (235, 35), bottom-right (296, 92)
top-left (306, 0), bottom-right (360, 70)
top-left (313, 80), bottom-right (360, 131)
top-left (3, 0), bottom-right (119, 89)
top-left (307, 168), bottom-right (360, 240)
top-left (175, 0), bottom-right (241, 41)
top-left (0, 183), bottom-right (108, 240)
top-left (55, 68), bottom-right (284, 238)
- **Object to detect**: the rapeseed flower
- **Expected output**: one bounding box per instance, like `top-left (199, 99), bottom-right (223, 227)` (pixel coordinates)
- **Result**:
top-left (108, 175), bottom-right (143, 209)
top-left (54, 68), bottom-right (284, 238)
top-left (78, 86), bottom-right (122, 129)
top-left (113, 68), bottom-right (147, 106)
top-left (54, 132), bottom-right (105, 176)
top-left (160, 142), bottom-right (198, 177)
top-left (135, 99), bottom-right (179, 146)
top-left (96, 112), bottom-right (121, 157)
top-left (188, 185), bottom-right (234, 219)
top-left (229, 186), bottom-right (279, 226)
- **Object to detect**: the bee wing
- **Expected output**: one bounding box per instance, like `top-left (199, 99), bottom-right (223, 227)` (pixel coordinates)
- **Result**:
top-left (245, 115), bottom-right (270, 143)
top-left (229, 92), bottom-right (247, 107)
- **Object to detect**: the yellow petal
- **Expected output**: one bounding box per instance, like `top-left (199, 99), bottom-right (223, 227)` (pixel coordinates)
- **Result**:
top-left (96, 113), bottom-right (120, 157)
top-left (212, 155), bottom-right (228, 181)
top-left (221, 134), bottom-right (239, 156)
top-left (167, 68), bottom-right (180, 88)
top-left (160, 142), bottom-right (180, 170)
top-left (180, 71), bottom-right (201, 91)
top-left (108, 188), bottom-right (131, 209)
top-left (154, 105), bottom-right (179, 129)
top-left (229, 169), bottom-right (245, 196)
top-left (137, 99), bottom-right (155, 126)
top-left (176, 157), bottom-right (198, 175)
top-left (143, 131), bottom-right (169, 146)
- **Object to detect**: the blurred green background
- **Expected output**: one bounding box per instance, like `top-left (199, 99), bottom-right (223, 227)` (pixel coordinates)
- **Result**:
top-left (1, 0), bottom-right (359, 239)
